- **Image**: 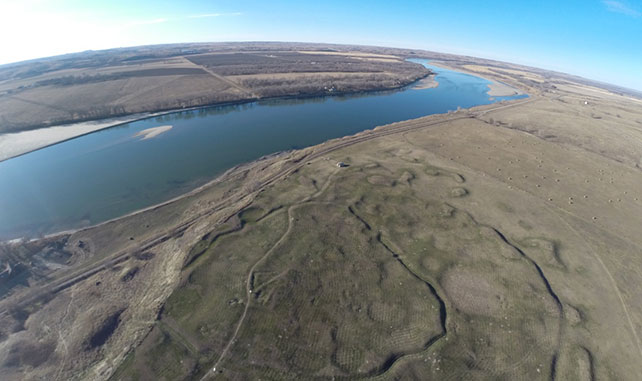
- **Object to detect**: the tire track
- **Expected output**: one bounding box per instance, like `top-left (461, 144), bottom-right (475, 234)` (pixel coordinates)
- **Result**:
top-left (202, 168), bottom-right (341, 378)
top-left (54, 286), bottom-right (76, 381)
top-left (546, 206), bottom-right (642, 366)
top-left (181, 56), bottom-right (258, 98)
top-left (202, 205), bottom-right (294, 379)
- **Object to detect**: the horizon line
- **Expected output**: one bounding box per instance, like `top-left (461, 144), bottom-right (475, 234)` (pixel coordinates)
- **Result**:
top-left (0, 40), bottom-right (640, 95)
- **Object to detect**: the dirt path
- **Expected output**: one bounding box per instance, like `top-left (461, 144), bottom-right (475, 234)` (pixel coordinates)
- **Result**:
top-left (203, 204), bottom-right (294, 379)
top-left (54, 286), bottom-right (76, 381)
top-left (180, 57), bottom-right (258, 98)
top-left (550, 207), bottom-right (642, 365)
top-left (204, 167), bottom-right (340, 378)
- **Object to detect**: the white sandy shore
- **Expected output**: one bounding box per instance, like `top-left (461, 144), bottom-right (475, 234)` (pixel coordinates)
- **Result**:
top-left (427, 61), bottom-right (522, 97)
top-left (0, 114), bottom-right (152, 162)
top-left (134, 125), bottom-right (173, 140)
top-left (487, 81), bottom-right (520, 96)
top-left (413, 75), bottom-right (439, 90)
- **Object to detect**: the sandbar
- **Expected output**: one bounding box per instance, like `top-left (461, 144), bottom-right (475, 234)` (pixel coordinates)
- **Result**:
top-left (0, 114), bottom-right (149, 162)
top-left (486, 81), bottom-right (520, 96)
top-left (413, 75), bottom-right (439, 90)
top-left (134, 125), bottom-right (173, 140)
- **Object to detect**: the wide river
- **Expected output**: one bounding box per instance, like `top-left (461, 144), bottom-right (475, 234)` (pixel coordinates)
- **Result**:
top-left (0, 60), bottom-right (526, 239)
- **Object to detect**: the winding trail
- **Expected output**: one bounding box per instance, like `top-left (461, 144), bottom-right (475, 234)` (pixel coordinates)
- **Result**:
top-left (202, 168), bottom-right (340, 379)
top-left (182, 56), bottom-right (258, 99)
top-left (0, 96), bottom-right (544, 380)
top-left (547, 205), bottom-right (642, 365)
top-left (202, 205), bottom-right (294, 379)
top-left (343, 203), bottom-right (450, 377)
top-left (54, 286), bottom-right (76, 381)
top-left (353, 204), bottom-right (560, 379)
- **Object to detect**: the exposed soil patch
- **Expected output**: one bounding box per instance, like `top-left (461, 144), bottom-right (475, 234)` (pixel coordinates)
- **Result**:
top-left (87, 309), bottom-right (124, 349)
top-left (120, 267), bottom-right (139, 282)
top-left (3, 340), bottom-right (56, 368)
top-left (367, 175), bottom-right (396, 186)
top-left (450, 187), bottom-right (468, 197)
top-left (441, 269), bottom-right (504, 316)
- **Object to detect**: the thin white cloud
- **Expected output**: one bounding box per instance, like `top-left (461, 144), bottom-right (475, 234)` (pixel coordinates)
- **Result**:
top-left (602, 0), bottom-right (640, 17)
top-left (125, 18), bottom-right (168, 27)
top-left (188, 12), bottom-right (242, 19)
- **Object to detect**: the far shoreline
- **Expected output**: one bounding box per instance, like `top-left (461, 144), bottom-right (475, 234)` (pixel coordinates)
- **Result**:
top-left (1, 60), bottom-right (524, 163)
top-left (4, 95), bottom-right (533, 244)
top-left (0, 61), bottom-right (528, 242)
top-left (0, 72), bottom-right (431, 163)
top-left (412, 74), bottom-right (439, 90)
top-left (426, 60), bottom-right (524, 97)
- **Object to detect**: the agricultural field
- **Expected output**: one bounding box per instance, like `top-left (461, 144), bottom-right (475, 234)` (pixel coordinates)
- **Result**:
top-left (1, 45), bottom-right (642, 380)
top-left (0, 43), bottom-right (430, 134)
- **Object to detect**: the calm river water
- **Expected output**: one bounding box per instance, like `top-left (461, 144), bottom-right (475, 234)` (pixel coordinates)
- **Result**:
top-left (0, 60), bottom-right (526, 238)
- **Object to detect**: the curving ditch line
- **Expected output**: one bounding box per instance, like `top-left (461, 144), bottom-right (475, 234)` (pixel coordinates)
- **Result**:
top-left (190, 112), bottom-right (562, 379)
top-left (350, 201), bottom-right (566, 379)
top-left (544, 202), bottom-right (642, 366)
top-left (375, 234), bottom-right (449, 374)
top-left (414, 121), bottom-right (642, 368)
top-left (347, 206), bottom-right (449, 378)
top-left (205, 166), bottom-right (429, 378)
top-left (398, 120), bottom-right (566, 378)
top-left (488, 226), bottom-right (565, 380)
top-left (182, 221), bottom-right (245, 270)
top-left (188, 99), bottom-right (540, 379)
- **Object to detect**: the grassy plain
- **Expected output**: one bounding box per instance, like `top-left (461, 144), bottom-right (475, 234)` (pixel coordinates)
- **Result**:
top-left (1, 46), bottom-right (642, 380)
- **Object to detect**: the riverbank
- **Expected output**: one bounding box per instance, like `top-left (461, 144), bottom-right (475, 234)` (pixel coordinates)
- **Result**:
top-left (7, 96), bottom-right (534, 245)
top-left (412, 74), bottom-right (439, 89)
top-left (0, 74), bottom-right (431, 163)
top-left (426, 60), bottom-right (522, 97)
top-left (0, 59), bottom-right (529, 240)
top-left (0, 114), bottom-right (152, 162)
top-left (487, 81), bottom-right (520, 96)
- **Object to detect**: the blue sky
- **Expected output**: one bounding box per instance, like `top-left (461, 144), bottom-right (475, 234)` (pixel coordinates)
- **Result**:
top-left (1, 0), bottom-right (640, 91)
